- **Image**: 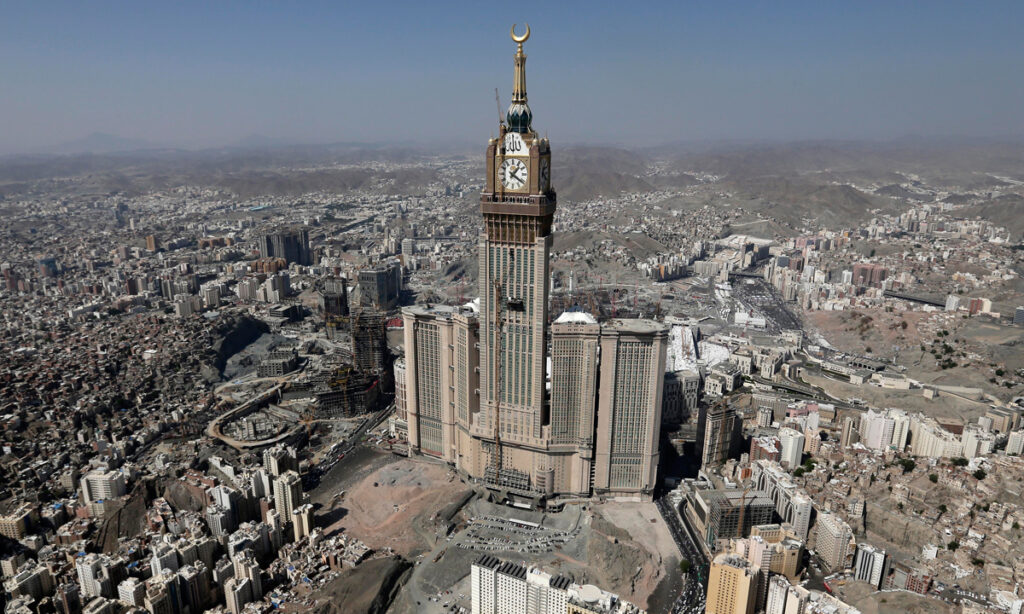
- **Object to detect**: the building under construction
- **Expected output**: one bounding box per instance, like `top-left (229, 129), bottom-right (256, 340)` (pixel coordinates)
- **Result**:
top-left (350, 309), bottom-right (388, 375)
top-left (686, 487), bottom-right (775, 551)
top-left (282, 366), bottom-right (381, 419)
top-left (320, 277), bottom-right (349, 318)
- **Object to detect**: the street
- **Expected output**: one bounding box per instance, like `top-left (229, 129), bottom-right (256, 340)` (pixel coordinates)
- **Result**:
top-left (655, 496), bottom-right (708, 614)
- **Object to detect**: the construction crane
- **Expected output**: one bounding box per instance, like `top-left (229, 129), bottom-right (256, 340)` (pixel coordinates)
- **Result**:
top-left (737, 486), bottom-right (752, 538)
top-left (494, 88), bottom-right (504, 127)
top-left (489, 248), bottom-right (516, 487)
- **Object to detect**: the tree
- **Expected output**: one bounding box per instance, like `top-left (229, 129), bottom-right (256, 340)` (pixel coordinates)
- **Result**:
top-left (948, 541), bottom-right (959, 551)
top-left (974, 469), bottom-right (987, 481)
top-left (898, 458), bottom-right (916, 474)
top-left (929, 474), bottom-right (938, 483)
top-left (679, 559), bottom-right (691, 574)
top-left (794, 467), bottom-right (806, 478)
top-left (951, 457), bottom-right (969, 467)
top-left (938, 504), bottom-right (947, 514)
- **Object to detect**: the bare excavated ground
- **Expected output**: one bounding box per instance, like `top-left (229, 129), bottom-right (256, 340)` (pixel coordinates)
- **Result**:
top-left (595, 501), bottom-right (682, 608)
top-left (804, 308), bottom-right (930, 360)
top-left (321, 456), bottom-right (468, 557)
top-left (837, 581), bottom-right (955, 614)
top-left (803, 371), bottom-right (990, 423)
top-left (806, 307), bottom-right (1024, 403)
top-left (389, 497), bottom-right (680, 614)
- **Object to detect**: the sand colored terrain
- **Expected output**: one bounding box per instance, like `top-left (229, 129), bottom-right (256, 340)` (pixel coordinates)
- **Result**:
top-left (804, 308), bottom-right (930, 360)
top-left (592, 502), bottom-right (681, 609)
top-left (324, 458), bottom-right (469, 557)
top-left (837, 581), bottom-right (955, 614)
top-left (805, 306), bottom-right (1023, 406)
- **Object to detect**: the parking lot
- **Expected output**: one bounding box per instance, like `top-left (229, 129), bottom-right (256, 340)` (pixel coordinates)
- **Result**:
top-left (454, 514), bottom-right (581, 555)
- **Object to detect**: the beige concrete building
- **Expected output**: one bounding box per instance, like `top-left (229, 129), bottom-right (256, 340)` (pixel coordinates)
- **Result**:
top-left (0, 504), bottom-right (35, 540)
top-left (291, 503), bottom-right (315, 542)
top-left (402, 304), bottom-right (480, 468)
top-left (707, 553), bottom-right (758, 614)
top-left (814, 512), bottom-right (854, 572)
top-left (593, 319), bottom-right (668, 500)
top-left (400, 32), bottom-right (667, 504)
top-left (272, 470), bottom-right (302, 522)
top-left (547, 312), bottom-right (601, 496)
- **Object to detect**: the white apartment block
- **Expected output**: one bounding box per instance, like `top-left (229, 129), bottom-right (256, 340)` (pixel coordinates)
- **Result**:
top-left (471, 556), bottom-right (643, 614)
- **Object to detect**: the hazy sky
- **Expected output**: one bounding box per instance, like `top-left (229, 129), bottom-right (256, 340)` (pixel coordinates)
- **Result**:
top-left (2, 1), bottom-right (1023, 154)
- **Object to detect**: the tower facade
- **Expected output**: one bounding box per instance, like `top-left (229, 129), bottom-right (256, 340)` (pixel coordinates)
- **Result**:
top-left (400, 26), bottom-right (668, 504)
top-left (548, 313), bottom-right (601, 496)
top-left (594, 320), bottom-right (668, 498)
top-left (471, 24), bottom-right (558, 495)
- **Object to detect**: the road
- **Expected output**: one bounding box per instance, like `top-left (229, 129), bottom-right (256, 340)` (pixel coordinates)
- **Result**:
top-left (302, 404), bottom-right (394, 489)
top-left (655, 496), bottom-right (707, 614)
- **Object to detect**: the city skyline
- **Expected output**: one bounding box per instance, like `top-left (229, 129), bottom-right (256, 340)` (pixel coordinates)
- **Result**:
top-left (2, 10), bottom-right (1024, 614)
top-left (3, 1), bottom-right (1024, 154)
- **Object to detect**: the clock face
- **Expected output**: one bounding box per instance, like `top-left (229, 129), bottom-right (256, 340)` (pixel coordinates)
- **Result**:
top-left (500, 158), bottom-right (528, 191)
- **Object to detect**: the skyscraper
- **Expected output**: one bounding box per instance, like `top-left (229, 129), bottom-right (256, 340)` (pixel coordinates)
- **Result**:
top-left (701, 403), bottom-right (737, 470)
top-left (778, 428), bottom-right (804, 470)
top-left (403, 304), bottom-right (478, 462)
top-left (815, 513), bottom-right (854, 572)
top-left (593, 320), bottom-right (668, 499)
top-left (273, 470), bottom-right (303, 522)
top-left (400, 26), bottom-right (667, 503)
top-left (257, 228), bottom-right (311, 265)
top-left (358, 260), bottom-right (402, 310)
top-left (472, 25), bottom-right (557, 496)
top-left (351, 309), bottom-right (388, 374)
top-left (548, 313), bottom-right (601, 497)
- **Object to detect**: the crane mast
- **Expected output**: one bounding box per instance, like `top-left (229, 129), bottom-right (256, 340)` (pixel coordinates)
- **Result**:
top-left (490, 249), bottom-right (514, 485)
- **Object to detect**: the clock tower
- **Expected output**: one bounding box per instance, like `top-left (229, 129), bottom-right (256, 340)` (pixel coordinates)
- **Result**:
top-left (473, 24), bottom-right (559, 495)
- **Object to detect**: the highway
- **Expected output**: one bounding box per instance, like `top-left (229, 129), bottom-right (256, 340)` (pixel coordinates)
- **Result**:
top-left (655, 495), bottom-right (708, 614)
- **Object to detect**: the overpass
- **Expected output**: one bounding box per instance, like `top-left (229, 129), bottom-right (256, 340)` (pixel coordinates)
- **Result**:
top-left (883, 290), bottom-right (945, 307)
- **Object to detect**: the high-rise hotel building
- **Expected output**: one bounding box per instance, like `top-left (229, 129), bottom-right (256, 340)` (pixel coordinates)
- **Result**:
top-left (402, 27), bottom-right (667, 502)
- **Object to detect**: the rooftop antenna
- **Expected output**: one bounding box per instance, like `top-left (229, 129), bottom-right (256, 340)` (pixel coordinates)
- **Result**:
top-left (495, 88), bottom-right (504, 128)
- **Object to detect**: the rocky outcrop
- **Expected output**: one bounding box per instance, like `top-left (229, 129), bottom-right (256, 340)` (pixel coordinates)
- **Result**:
top-left (312, 556), bottom-right (413, 614)
top-left (210, 314), bottom-right (269, 375)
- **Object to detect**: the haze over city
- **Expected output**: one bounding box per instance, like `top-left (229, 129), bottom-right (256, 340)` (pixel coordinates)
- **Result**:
top-left (2, 1), bottom-right (1024, 154)
top-left (2, 4), bottom-right (1024, 614)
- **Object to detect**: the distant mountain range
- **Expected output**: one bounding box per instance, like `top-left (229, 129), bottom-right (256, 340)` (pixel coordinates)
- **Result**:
top-left (2, 137), bottom-right (1022, 237)
top-left (50, 132), bottom-right (164, 155)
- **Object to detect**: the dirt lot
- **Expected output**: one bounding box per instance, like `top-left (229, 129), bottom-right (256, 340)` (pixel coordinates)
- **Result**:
top-left (803, 371), bottom-right (990, 423)
top-left (595, 501), bottom-right (681, 607)
top-left (388, 497), bottom-right (681, 614)
top-left (321, 457), bottom-right (469, 557)
top-left (805, 308), bottom-right (931, 360)
top-left (837, 581), bottom-right (955, 614)
top-left (806, 307), bottom-right (1024, 403)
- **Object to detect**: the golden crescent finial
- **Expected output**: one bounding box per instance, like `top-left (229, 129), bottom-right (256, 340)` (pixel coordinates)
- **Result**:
top-left (510, 23), bottom-right (530, 44)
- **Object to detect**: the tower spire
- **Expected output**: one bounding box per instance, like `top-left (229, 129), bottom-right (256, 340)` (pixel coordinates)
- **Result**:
top-left (507, 24), bottom-right (533, 133)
